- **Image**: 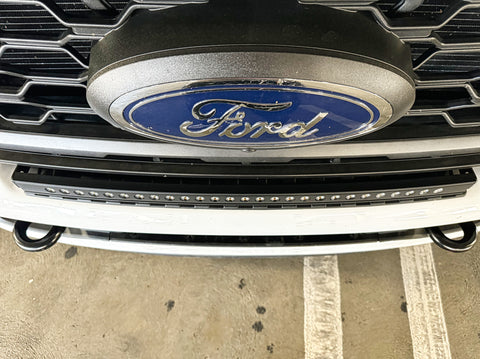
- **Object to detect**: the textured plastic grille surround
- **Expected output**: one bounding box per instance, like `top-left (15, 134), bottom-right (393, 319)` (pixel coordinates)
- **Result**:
top-left (86, 3), bottom-right (415, 148)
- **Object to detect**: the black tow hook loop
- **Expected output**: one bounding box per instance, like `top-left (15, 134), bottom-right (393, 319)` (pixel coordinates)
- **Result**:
top-left (427, 222), bottom-right (477, 252)
top-left (13, 221), bottom-right (65, 252)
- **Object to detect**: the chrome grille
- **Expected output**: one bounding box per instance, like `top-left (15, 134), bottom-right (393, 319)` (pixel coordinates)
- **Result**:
top-left (0, 0), bottom-right (480, 140)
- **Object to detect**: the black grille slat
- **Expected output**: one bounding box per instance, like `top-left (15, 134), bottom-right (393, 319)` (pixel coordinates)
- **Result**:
top-left (416, 52), bottom-right (480, 73)
top-left (23, 84), bottom-right (88, 107)
top-left (412, 87), bottom-right (473, 109)
top-left (0, 4), bottom-right (68, 36)
top-left (436, 8), bottom-right (480, 40)
top-left (0, 49), bottom-right (85, 74)
top-left (376, 0), bottom-right (450, 18)
top-left (409, 43), bottom-right (434, 62)
top-left (68, 39), bottom-right (95, 58)
top-left (449, 107), bottom-right (480, 124)
top-left (109, 0), bottom-right (129, 10)
top-left (55, 0), bottom-right (93, 14)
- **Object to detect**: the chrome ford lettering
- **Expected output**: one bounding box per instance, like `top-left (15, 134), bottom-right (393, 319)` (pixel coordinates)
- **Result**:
top-left (180, 99), bottom-right (327, 139)
top-left (113, 84), bottom-right (387, 149)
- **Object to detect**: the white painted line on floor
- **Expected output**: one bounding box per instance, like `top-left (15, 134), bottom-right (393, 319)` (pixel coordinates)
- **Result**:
top-left (400, 244), bottom-right (451, 359)
top-left (303, 255), bottom-right (343, 359)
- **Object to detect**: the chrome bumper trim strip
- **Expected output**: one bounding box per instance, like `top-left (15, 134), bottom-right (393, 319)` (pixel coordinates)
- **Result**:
top-left (0, 217), bottom-right (433, 256)
top-left (1, 131), bottom-right (480, 160)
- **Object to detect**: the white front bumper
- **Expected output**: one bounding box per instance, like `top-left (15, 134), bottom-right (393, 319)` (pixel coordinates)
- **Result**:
top-left (0, 163), bottom-right (479, 236)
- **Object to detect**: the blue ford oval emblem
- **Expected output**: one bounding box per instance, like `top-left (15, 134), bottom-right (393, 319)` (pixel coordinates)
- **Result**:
top-left (118, 85), bottom-right (387, 148)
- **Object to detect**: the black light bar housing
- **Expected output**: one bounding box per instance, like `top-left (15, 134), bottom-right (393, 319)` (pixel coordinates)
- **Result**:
top-left (12, 165), bottom-right (477, 209)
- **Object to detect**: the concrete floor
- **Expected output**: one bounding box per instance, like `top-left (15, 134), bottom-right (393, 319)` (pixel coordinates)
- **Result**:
top-left (0, 229), bottom-right (480, 358)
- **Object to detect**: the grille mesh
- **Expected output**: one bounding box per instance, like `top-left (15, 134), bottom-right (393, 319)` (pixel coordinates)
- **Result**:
top-left (375, 0), bottom-right (450, 18)
top-left (1, 48), bottom-right (86, 73)
top-left (55, 0), bottom-right (95, 14)
top-left (0, 0), bottom-right (479, 135)
top-left (0, 3), bottom-right (68, 36)
top-left (415, 52), bottom-right (480, 73)
top-left (437, 8), bottom-right (480, 39)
